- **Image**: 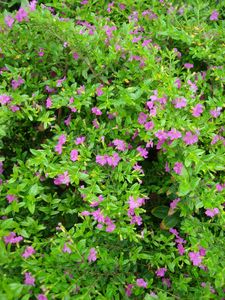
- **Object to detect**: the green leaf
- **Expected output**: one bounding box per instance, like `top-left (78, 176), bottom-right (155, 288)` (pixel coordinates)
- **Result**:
top-left (151, 206), bottom-right (169, 219)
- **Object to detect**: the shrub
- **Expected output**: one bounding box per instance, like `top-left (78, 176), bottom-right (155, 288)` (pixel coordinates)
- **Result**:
top-left (0, 1), bottom-right (225, 299)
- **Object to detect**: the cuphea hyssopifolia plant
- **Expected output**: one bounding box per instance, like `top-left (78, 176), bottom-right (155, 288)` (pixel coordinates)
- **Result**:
top-left (0, 1), bottom-right (225, 299)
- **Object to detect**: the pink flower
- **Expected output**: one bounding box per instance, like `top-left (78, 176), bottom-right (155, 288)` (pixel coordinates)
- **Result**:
top-left (107, 153), bottom-right (121, 167)
top-left (77, 85), bottom-right (85, 94)
top-left (125, 284), bottom-right (133, 297)
top-left (130, 215), bottom-right (142, 226)
top-left (4, 232), bottom-right (23, 244)
top-left (137, 146), bottom-right (148, 158)
top-left (144, 121), bottom-right (154, 130)
top-left (172, 97), bottom-right (187, 108)
top-left (96, 155), bottom-right (108, 166)
top-left (189, 251), bottom-right (202, 266)
top-left (10, 105), bottom-right (20, 112)
top-left (128, 196), bottom-right (145, 209)
top-left (38, 48), bottom-right (44, 57)
top-left (187, 80), bottom-right (198, 93)
top-left (75, 136), bottom-right (85, 145)
top-left (177, 244), bottom-right (185, 255)
top-left (5, 16), bottom-right (14, 28)
top-left (162, 278), bottom-right (171, 288)
top-left (56, 76), bottom-right (66, 87)
top-left (29, 0), bottom-right (37, 11)
top-left (136, 278), bottom-right (147, 288)
top-left (73, 52), bottom-right (79, 60)
top-left (113, 139), bottom-right (126, 151)
top-left (170, 198), bottom-right (180, 209)
top-left (24, 272), bottom-right (35, 286)
top-left (138, 112), bottom-right (147, 124)
top-left (210, 10), bottom-right (219, 21)
top-left (15, 7), bottom-right (29, 22)
top-left (173, 162), bottom-right (183, 175)
top-left (96, 85), bottom-right (104, 96)
top-left (184, 63), bottom-right (193, 69)
top-left (62, 243), bottom-right (72, 253)
top-left (70, 149), bottom-right (79, 161)
top-left (11, 77), bottom-right (24, 89)
top-left (165, 162), bottom-right (170, 172)
top-left (155, 268), bottom-right (167, 277)
top-left (46, 97), bottom-right (52, 108)
top-left (183, 131), bottom-right (198, 145)
top-left (92, 107), bottom-right (102, 116)
top-left (175, 78), bottom-right (181, 89)
top-left (54, 171), bottom-right (70, 186)
top-left (205, 208), bottom-right (219, 217)
top-left (192, 104), bottom-right (204, 117)
top-left (64, 114), bottom-right (71, 126)
top-left (0, 94), bottom-right (11, 105)
top-left (92, 208), bottom-right (105, 223)
top-left (22, 246), bottom-right (35, 258)
top-left (6, 194), bottom-right (17, 203)
top-left (105, 217), bottom-right (116, 232)
top-left (37, 294), bottom-right (48, 300)
top-left (88, 248), bottom-right (97, 262)
top-left (57, 135), bottom-right (65, 146)
top-left (210, 107), bottom-right (222, 118)
top-left (168, 128), bottom-right (182, 140)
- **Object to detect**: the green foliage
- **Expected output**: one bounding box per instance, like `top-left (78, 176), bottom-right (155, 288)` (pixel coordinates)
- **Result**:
top-left (0, 0), bottom-right (225, 299)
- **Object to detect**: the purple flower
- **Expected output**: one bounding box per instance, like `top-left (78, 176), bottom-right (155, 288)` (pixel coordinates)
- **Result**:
top-left (172, 97), bottom-right (187, 108)
top-left (128, 196), bottom-right (145, 209)
top-left (137, 146), bottom-right (148, 158)
top-left (177, 244), bottom-right (185, 255)
top-left (15, 7), bottom-right (29, 22)
top-left (92, 208), bottom-right (105, 223)
top-left (167, 128), bottom-right (182, 140)
top-left (58, 134), bottom-right (66, 145)
top-left (75, 136), bottom-right (85, 145)
top-left (136, 278), bottom-right (147, 288)
top-left (162, 278), bottom-right (171, 288)
top-left (210, 10), bottom-right (219, 21)
top-left (73, 52), bottom-right (79, 60)
top-left (56, 76), bottom-right (66, 87)
top-left (165, 162), bottom-right (170, 172)
top-left (0, 94), bottom-right (11, 105)
top-left (113, 139), bottom-right (126, 151)
top-left (88, 248), bottom-right (97, 262)
top-left (4, 232), bottom-right (23, 244)
top-left (11, 77), bottom-right (24, 90)
top-left (107, 153), bottom-right (121, 167)
top-left (205, 208), bottom-right (219, 217)
top-left (46, 97), bottom-right (52, 108)
top-left (37, 294), bottom-right (48, 300)
top-left (175, 78), bottom-right (181, 89)
top-left (10, 105), bottom-right (20, 112)
top-left (92, 107), bottom-right (102, 116)
top-left (173, 162), bottom-right (183, 175)
top-left (187, 80), bottom-right (198, 93)
top-left (155, 268), bottom-right (167, 277)
top-left (210, 107), bottom-right (222, 118)
top-left (54, 171), bottom-right (70, 186)
top-left (96, 85), bottom-right (104, 96)
top-left (96, 155), bottom-right (108, 166)
top-left (5, 16), bottom-right (14, 28)
top-left (184, 63), bottom-right (193, 69)
top-left (70, 149), bottom-right (79, 161)
top-left (6, 194), bottom-right (17, 203)
top-left (130, 215), bottom-right (142, 226)
top-left (29, 0), bottom-right (37, 11)
top-left (170, 198), bottom-right (180, 209)
top-left (183, 131), bottom-right (198, 145)
top-left (22, 246), bottom-right (35, 258)
top-left (105, 217), bottom-right (116, 232)
top-left (125, 284), bottom-right (133, 297)
top-left (189, 251), bottom-right (202, 266)
top-left (62, 243), bottom-right (72, 253)
top-left (192, 104), bottom-right (204, 117)
top-left (138, 112), bottom-right (147, 124)
top-left (144, 121), bottom-right (154, 130)
top-left (24, 272), bottom-right (35, 286)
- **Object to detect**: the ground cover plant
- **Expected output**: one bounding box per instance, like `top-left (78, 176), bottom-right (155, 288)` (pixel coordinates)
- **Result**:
top-left (0, 0), bottom-right (225, 299)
